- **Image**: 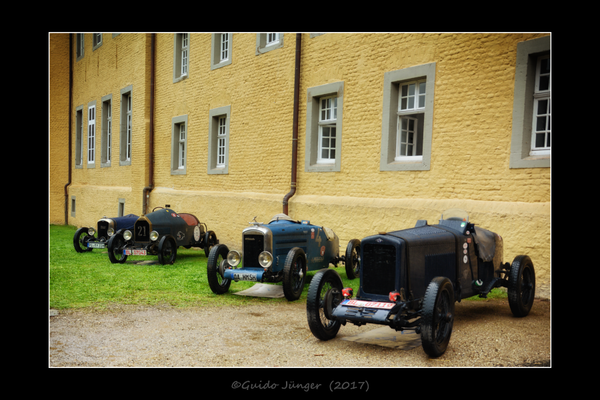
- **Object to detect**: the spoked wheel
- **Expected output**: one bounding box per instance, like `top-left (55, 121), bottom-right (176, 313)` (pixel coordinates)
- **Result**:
top-left (421, 276), bottom-right (455, 358)
top-left (306, 269), bottom-right (343, 341)
top-left (158, 236), bottom-right (177, 265)
top-left (73, 227), bottom-right (92, 253)
top-left (344, 239), bottom-right (361, 279)
top-left (107, 233), bottom-right (128, 264)
top-left (207, 244), bottom-right (231, 294)
top-left (508, 255), bottom-right (536, 317)
top-left (283, 247), bottom-right (307, 301)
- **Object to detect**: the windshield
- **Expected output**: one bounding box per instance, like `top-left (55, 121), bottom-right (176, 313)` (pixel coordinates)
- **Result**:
top-left (441, 208), bottom-right (469, 222)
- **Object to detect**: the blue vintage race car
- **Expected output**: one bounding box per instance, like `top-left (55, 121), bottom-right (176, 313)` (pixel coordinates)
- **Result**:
top-left (207, 214), bottom-right (359, 301)
top-left (107, 206), bottom-right (218, 265)
top-left (73, 214), bottom-right (138, 253)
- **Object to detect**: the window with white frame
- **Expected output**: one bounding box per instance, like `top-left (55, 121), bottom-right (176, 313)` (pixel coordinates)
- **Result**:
top-left (208, 106), bottom-right (231, 174)
top-left (171, 115), bottom-right (188, 174)
top-left (530, 54), bottom-right (551, 156)
top-left (75, 106), bottom-right (83, 167)
top-left (88, 104), bottom-right (96, 164)
top-left (395, 79), bottom-right (426, 161)
top-left (173, 33), bottom-right (190, 82)
top-left (120, 86), bottom-right (132, 166)
top-left (318, 96), bottom-right (337, 164)
top-left (380, 62), bottom-right (435, 171)
top-left (305, 81), bottom-right (344, 172)
top-left (217, 116), bottom-right (227, 168)
top-left (76, 34), bottom-right (84, 61)
top-left (211, 33), bottom-right (233, 70)
top-left (101, 95), bottom-right (112, 167)
top-left (93, 33), bottom-right (103, 51)
top-left (256, 33), bottom-right (283, 55)
top-left (509, 36), bottom-right (550, 168)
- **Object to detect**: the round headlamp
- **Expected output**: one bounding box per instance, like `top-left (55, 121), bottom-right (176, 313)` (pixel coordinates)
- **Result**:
top-left (88, 227), bottom-right (96, 236)
top-left (123, 230), bottom-right (132, 241)
top-left (150, 230), bottom-right (159, 241)
top-left (227, 250), bottom-right (242, 267)
top-left (258, 251), bottom-right (273, 269)
top-left (107, 227), bottom-right (115, 237)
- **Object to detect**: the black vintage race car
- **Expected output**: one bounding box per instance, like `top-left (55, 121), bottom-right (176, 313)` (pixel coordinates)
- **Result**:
top-left (73, 214), bottom-right (138, 253)
top-left (107, 206), bottom-right (218, 265)
top-left (306, 209), bottom-right (536, 358)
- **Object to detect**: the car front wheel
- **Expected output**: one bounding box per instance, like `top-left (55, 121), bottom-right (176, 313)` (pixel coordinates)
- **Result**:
top-left (306, 268), bottom-right (343, 341)
top-left (507, 255), bottom-right (535, 317)
top-left (107, 233), bottom-right (127, 264)
top-left (283, 247), bottom-right (307, 301)
top-left (158, 236), bottom-right (177, 265)
top-left (421, 276), bottom-right (455, 358)
top-left (207, 244), bottom-right (231, 294)
top-left (73, 227), bottom-right (92, 253)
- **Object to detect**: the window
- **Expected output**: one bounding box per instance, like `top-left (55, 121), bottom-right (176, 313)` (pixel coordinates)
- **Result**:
top-left (380, 62), bottom-right (435, 171)
top-left (305, 81), bottom-right (344, 172)
top-left (71, 196), bottom-right (76, 218)
top-left (120, 85), bottom-right (132, 166)
top-left (118, 199), bottom-right (126, 217)
top-left (76, 34), bottom-right (84, 61)
top-left (208, 105), bottom-right (231, 174)
top-left (509, 36), bottom-right (551, 168)
top-left (171, 115), bottom-right (188, 175)
top-left (211, 33), bottom-right (233, 70)
top-left (173, 33), bottom-right (190, 82)
top-left (530, 54), bottom-right (551, 156)
top-left (256, 33), bottom-right (284, 55)
top-left (93, 33), bottom-right (103, 51)
top-left (75, 105), bottom-right (83, 168)
top-left (318, 96), bottom-right (337, 164)
top-left (101, 94), bottom-right (112, 167)
top-left (87, 102), bottom-right (96, 165)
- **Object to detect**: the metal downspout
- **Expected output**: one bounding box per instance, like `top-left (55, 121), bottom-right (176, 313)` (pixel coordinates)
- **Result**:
top-left (64, 33), bottom-right (73, 225)
top-left (283, 33), bottom-right (301, 215)
top-left (142, 33), bottom-right (156, 215)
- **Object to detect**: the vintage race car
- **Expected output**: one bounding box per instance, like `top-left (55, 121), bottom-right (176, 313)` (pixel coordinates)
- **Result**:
top-left (207, 214), bottom-right (359, 301)
top-left (306, 209), bottom-right (536, 358)
top-left (73, 214), bottom-right (138, 253)
top-left (107, 206), bottom-right (218, 265)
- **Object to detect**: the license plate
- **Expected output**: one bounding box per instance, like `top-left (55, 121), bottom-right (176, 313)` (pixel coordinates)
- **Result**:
top-left (124, 249), bottom-right (146, 256)
top-left (342, 299), bottom-right (395, 309)
top-left (87, 242), bottom-right (106, 249)
top-left (233, 272), bottom-right (258, 282)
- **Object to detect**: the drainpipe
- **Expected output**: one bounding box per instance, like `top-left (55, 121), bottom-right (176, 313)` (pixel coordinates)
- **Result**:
top-left (283, 33), bottom-right (301, 215)
top-left (142, 33), bottom-right (156, 215)
top-left (64, 33), bottom-right (73, 225)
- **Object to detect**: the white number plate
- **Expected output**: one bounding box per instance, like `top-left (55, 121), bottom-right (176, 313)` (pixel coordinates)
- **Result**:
top-left (87, 242), bottom-right (106, 249)
top-left (233, 272), bottom-right (258, 282)
top-left (124, 249), bottom-right (147, 256)
top-left (342, 299), bottom-right (395, 309)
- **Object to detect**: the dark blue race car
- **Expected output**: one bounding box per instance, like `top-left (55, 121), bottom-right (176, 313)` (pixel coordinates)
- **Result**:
top-left (73, 214), bottom-right (138, 253)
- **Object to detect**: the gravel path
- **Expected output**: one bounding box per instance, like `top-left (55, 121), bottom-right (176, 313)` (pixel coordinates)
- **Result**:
top-left (49, 298), bottom-right (550, 368)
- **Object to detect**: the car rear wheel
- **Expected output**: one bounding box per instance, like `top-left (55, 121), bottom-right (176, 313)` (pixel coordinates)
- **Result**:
top-left (73, 227), bottom-right (92, 253)
top-left (207, 244), bottom-right (231, 294)
top-left (203, 230), bottom-right (218, 258)
top-left (344, 239), bottom-right (361, 279)
top-left (507, 255), bottom-right (535, 317)
top-left (107, 233), bottom-right (127, 264)
top-left (283, 247), bottom-right (307, 301)
top-left (158, 236), bottom-right (177, 265)
top-left (421, 276), bottom-right (455, 358)
top-left (306, 268), bottom-right (343, 341)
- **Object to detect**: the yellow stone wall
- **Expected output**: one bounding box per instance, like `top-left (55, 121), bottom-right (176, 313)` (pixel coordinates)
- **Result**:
top-left (50, 33), bottom-right (551, 297)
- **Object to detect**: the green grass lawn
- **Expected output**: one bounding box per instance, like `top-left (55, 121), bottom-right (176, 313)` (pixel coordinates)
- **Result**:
top-left (49, 224), bottom-right (361, 310)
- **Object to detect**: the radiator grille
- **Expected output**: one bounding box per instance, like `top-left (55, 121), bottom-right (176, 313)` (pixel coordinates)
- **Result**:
top-left (134, 219), bottom-right (150, 242)
top-left (243, 234), bottom-right (264, 268)
top-left (362, 244), bottom-right (396, 296)
top-left (97, 220), bottom-right (109, 240)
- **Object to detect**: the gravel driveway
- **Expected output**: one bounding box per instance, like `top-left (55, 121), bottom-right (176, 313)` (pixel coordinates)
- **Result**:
top-left (49, 298), bottom-right (550, 368)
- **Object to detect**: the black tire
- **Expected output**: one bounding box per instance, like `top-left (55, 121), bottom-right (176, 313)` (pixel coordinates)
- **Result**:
top-left (283, 247), bottom-right (307, 301)
top-left (73, 227), bottom-right (92, 253)
top-left (344, 239), bottom-right (361, 279)
top-left (507, 255), bottom-right (535, 317)
top-left (306, 269), bottom-right (343, 341)
top-left (107, 233), bottom-right (128, 264)
top-left (203, 230), bottom-right (218, 258)
top-left (421, 276), bottom-right (455, 358)
top-left (207, 244), bottom-right (231, 294)
top-left (158, 236), bottom-right (177, 265)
